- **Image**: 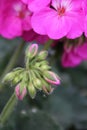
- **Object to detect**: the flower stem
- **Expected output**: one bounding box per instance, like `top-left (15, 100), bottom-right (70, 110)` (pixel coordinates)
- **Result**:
top-left (0, 92), bottom-right (17, 124)
top-left (0, 40), bottom-right (25, 90)
top-left (44, 39), bottom-right (53, 50)
top-left (1, 40), bottom-right (25, 78)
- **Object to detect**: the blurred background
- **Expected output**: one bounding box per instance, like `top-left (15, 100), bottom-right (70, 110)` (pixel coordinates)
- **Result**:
top-left (0, 37), bottom-right (87, 130)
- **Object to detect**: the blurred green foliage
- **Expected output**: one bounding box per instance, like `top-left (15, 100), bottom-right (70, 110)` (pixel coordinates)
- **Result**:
top-left (0, 37), bottom-right (87, 130)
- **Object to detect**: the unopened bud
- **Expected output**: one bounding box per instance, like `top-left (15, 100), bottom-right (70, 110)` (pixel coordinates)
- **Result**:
top-left (33, 78), bottom-right (42, 90)
top-left (39, 61), bottom-right (48, 66)
top-left (13, 76), bottom-right (20, 84)
top-left (3, 72), bottom-right (15, 83)
top-left (37, 51), bottom-right (48, 60)
top-left (34, 61), bottom-right (48, 68)
top-left (40, 65), bottom-right (51, 70)
top-left (28, 84), bottom-right (36, 99)
top-left (44, 71), bottom-right (60, 85)
top-left (28, 44), bottom-right (38, 59)
top-left (3, 68), bottom-right (24, 83)
top-left (15, 84), bottom-right (27, 100)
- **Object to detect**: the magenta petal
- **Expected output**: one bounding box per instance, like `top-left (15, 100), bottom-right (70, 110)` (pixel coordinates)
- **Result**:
top-left (22, 16), bottom-right (32, 31)
top-left (29, 0), bottom-right (51, 12)
top-left (31, 8), bottom-right (71, 39)
top-left (84, 15), bottom-right (87, 37)
top-left (22, 30), bottom-right (49, 44)
top-left (61, 47), bottom-right (82, 68)
top-left (1, 16), bottom-right (22, 39)
top-left (21, 0), bottom-right (29, 4)
top-left (31, 9), bottom-right (49, 35)
top-left (22, 30), bottom-right (37, 41)
top-left (67, 12), bottom-right (84, 39)
top-left (77, 43), bottom-right (87, 59)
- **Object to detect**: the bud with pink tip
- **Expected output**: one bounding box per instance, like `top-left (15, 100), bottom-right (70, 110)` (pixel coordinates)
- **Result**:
top-left (44, 71), bottom-right (60, 85)
top-left (15, 84), bottom-right (27, 100)
top-left (28, 43), bottom-right (38, 58)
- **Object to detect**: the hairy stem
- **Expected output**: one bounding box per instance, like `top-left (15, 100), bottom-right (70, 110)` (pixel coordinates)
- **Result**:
top-left (44, 39), bottom-right (53, 50)
top-left (0, 92), bottom-right (17, 124)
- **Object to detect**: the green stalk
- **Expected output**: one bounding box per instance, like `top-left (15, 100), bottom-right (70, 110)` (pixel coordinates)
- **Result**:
top-left (1, 40), bottom-right (25, 78)
top-left (43, 39), bottom-right (53, 50)
top-left (0, 92), bottom-right (17, 124)
top-left (0, 40), bottom-right (25, 124)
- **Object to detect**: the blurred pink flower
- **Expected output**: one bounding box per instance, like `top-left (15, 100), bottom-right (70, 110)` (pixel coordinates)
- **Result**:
top-left (0, 0), bottom-right (32, 39)
top-left (61, 42), bottom-right (87, 67)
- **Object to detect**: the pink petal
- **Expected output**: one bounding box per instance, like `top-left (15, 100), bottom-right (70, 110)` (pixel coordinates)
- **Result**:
top-left (66, 11), bottom-right (84, 39)
top-left (77, 43), bottom-right (87, 59)
top-left (31, 8), bottom-right (72, 39)
top-left (29, 0), bottom-right (51, 12)
top-left (1, 15), bottom-right (22, 39)
top-left (22, 16), bottom-right (32, 31)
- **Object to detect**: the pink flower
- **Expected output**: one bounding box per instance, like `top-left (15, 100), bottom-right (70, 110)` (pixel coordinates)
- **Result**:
top-left (31, 0), bottom-right (84, 39)
top-left (61, 42), bottom-right (87, 67)
top-left (22, 29), bottom-right (49, 44)
top-left (0, 0), bottom-right (32, 39)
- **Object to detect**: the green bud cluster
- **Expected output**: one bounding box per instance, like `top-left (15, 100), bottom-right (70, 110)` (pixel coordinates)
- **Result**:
top-left (3, 68), bottom-right (24, 85)
top-left (3, 44), bottom-right (60, 99)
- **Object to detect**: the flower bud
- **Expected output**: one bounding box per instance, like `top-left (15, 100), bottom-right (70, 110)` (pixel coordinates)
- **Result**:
top-left (15, 84), bottom-right (27, 100)
top-left (33, 78), bottom-right (42, 90)
top-left (40, 78), bottom-right (50, 89)
top-left (3, 68), bottom-right (24, 83)
top-left (28, 44), bottom-right (38, 59)
top-left (12, 72), bottom-right (24, 85)
top-left (34, 61), bottom-right (48, 68)
top-left (39, 61), bottom-right (49, 66)
top-left (42, 86), bottom-right (54, 94)
top-left (13, 76), bottom-right (20, 84)
top-left (40, 65), bottom-right (51, 70)
top-left (37, 51), bottom-right (48, 60)
top-left (34, 62), bottom-right (41, 67)
top-left (28, 83), bottom-right (36, 99)
top-left (44, 71), bottom-right (60, 85)
top-left (3, 72), bottom-right (15, 83)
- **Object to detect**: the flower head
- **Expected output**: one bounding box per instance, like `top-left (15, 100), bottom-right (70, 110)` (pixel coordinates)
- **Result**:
top-left (3, 43), bottom-right (60, 100)
top-left (31, 0), bottom-right (84, 39)
top-left (61, 42), bottom-right (87, 67)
